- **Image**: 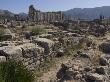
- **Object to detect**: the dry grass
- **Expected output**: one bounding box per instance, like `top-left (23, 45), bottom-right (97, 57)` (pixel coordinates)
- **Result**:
top-left (91, 50), bottom-right (102, 65)
top-left (34, 59), bottom-right (57, 80)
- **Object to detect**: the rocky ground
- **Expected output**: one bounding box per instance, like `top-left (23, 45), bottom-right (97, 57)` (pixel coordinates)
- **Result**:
top-left (36, 32), bottom-right (110, 82)
top-left (0, 22), bottom-right (110, 82)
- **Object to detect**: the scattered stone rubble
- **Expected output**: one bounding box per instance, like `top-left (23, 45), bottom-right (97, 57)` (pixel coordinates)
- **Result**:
top-left (89, 25), bottom-right (107, 37)
top-left (1, 13), bottom-right (110, 82)
top-left (0, 30), bottom-right (85, 71)
top-left (57, 51), bottom-right (110, 82)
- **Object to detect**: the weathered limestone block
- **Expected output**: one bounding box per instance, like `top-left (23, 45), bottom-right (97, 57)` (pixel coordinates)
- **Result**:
top-left (0, 43), bottom-right (44, 70)
top-left (95, 66), bottom-right (107, 75)
top-left (34, 37), bottom-right (54, 56)
top-left (0, 56), bottom-right (6, 62)
top-left (85, 73), bottom-right (104, 82)
top-left (2, 29), bottom-right (15, 40)
top-left (99, 41), bottom-right (110, 53)
top-left (99, 57), bottom-right (109, 66)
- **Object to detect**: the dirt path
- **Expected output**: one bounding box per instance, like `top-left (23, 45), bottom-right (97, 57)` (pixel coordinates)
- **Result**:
top-left (37, 56), bottom-right (72, 82)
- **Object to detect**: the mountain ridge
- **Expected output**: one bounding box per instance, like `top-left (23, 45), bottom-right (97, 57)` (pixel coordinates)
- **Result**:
top-left (1, 6), bottom-right (110, 20)
top-left (64, 6), bottom-right (110, 19)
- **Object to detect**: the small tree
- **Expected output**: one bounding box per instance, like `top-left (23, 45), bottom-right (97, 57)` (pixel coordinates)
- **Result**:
top-left (0, 60), bottom-right (34, 82)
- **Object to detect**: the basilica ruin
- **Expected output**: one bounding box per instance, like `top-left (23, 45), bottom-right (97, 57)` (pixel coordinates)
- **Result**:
top-left (28, 5), bottom-right (66, 23)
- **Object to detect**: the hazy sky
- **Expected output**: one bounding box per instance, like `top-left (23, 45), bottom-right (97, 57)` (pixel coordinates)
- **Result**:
top-left (0, 0), bottom-right (110, 13)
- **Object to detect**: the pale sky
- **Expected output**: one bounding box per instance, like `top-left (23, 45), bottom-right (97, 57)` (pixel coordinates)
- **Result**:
top-left (0, 0), bottom-right (110, 13)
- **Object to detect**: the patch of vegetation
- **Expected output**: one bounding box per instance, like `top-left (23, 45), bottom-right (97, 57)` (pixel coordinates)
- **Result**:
top-left (31, 27), bottom-right (45, 35)
top-left (71, 42), bottom-right (84, 51)
top-left (91, 54), bottom-right (101, 66)
top-left (0, 59), bottom-right (34, 82)
top-left (65, 48), bottom-right (73, 56)
top-left (0, 29), bottom-right (4, 41)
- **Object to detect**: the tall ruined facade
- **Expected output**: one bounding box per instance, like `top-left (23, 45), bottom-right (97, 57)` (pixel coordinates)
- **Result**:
top-left (28, 5), bottom-right (65, 23)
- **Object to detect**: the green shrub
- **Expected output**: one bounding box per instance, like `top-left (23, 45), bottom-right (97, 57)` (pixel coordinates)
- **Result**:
top-left (65, 48), bottom-right (73, 56)
top-left (0, 29), bottom-right (4, 41)
top-left (0, 60), bottom-right (34, 82)
top-left (31, 27), bottom-right (45, 35)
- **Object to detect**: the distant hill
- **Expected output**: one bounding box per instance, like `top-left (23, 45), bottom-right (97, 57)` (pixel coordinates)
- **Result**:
top-left (0, 10), bottom-right (28, 20)
top-left (1, 6), bottom-right (110, 20)
top-left (17, 13), bottom-right (28, 20)
top-left (0, 9), bottom-right (14, 20)
top-left (0, 10), bottom-right (14, 16)
top-left (64, 6), bottom-right (110, 20)
top-left (18, 13), bottom-right (28, 18)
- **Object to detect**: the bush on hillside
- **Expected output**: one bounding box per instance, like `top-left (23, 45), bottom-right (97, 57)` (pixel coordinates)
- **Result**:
top-left (31, 27), bottom-right (45, 35)
top-left (0, 29), bottom-right (4, 41)
top-left (0, 59), bottom-right (34, 82)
